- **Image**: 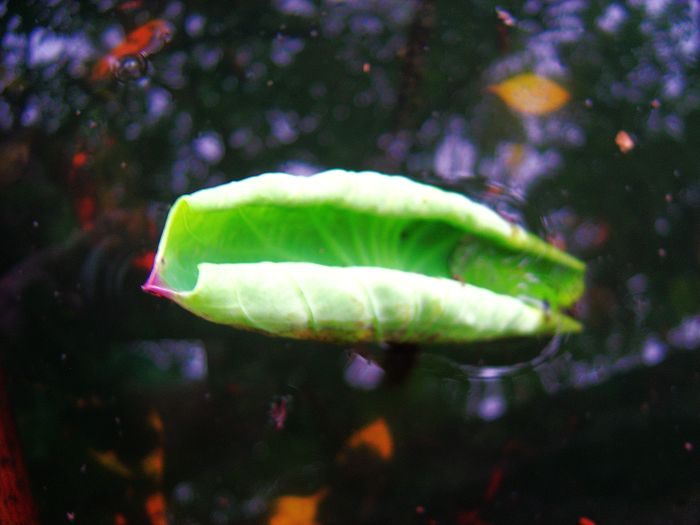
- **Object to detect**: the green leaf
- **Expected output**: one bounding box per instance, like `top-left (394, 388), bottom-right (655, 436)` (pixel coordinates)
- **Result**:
top-left (144, 170), bottom-right (585, 343)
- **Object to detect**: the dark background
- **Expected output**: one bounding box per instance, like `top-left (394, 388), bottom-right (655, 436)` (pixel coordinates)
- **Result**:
top-left (1, 0), bottom-right (699, 523)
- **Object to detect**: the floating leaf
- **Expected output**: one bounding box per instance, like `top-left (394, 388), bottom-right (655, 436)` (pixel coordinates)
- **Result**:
top-left (340, 417), bottom-right (394, 461)
top-left (489, 73), bottom-right (570, 116)
top-left (269, 489), bottom-right (328, 525)
top-left (144, 170), bottom-right (585, 343)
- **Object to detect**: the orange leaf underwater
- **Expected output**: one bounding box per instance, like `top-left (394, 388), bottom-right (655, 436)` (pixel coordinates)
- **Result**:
top-left (268, 489), bottom-right (328, 525)
top-left (489, 73), bottom-right (570, 116)
top-left (342, 417), bottom-right (394, 461)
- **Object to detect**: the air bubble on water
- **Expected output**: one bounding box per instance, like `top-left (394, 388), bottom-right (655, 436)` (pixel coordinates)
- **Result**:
top-left (194, 131), bottom-right (224, 164)
top-left (434, 134), bottom-right (476, 180)
top-left (101, 24), bottom-right (124, 49)
top-left (267, 110), bottom-right (298, 144)
top-left (299, 115), bottom-right (319, 133)
top-left (627, 273), bottom-right (648, 294)
top-left (274, 0), bottom-right (316, 17)
top-left (171, 170), bottom-right (188, 194)
top-left (596, 4), bottom-right (628, 34)
top-left (271, 36), bottom-right (305, 67)
top-left (642, 336), bottom-right (667, 366)
top-left (468, 380), bottom-right (507, 421)
top-left (174, 482), bottom-right (195, 504)
top-left (228, 127), bottom-right (252, 148)
top-left (350, 14), bottom-right (383, 35)
top-left (147, 87), bottom-right (172, 122)
top-left (20, 96), bottom-right (40, 126)
top-left (193, 44), bottom-right (222, 71)
top-left (667, 316), bottom-right (700, 349)
top-left (278, 160), bottom-right (321, 176)
top-left (478, 395), bottom-right (506, 421)
top-left (114, 54), bottom-right (147, 81)
top-left (124, 122), bottom-right (142, 140)
top-left (654, 217), bottom-right (670, 236)
top-left (185, 13), bottom-right (206, 37)
top-left (0, 100), bottom-right (13, 131)
top-left (28, 28), bottom-right (67, 66)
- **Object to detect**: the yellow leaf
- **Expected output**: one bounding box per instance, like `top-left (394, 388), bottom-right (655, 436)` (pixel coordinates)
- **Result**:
top-left (342, 417), bottom-right (394, 461)
top-left (147, 409), bottom-right (164, 435)
top-left (142, 446), bottom-right (164, 482)
top-left (89, 449), bottom-right (132, 478)
top-left (269, 489), bottom-right (328, 525)
top-left (489, 73), bottom-right (570, 115)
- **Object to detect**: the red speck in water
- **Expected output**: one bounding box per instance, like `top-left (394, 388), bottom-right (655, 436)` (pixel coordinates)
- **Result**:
top-left (270, 397), bottom-right (289, 431)
top-left (362, 63), bottom-right (371, 73)
top-left (0, 370), bottom-right (41, 524)
top-left (579, 517), bottom-right (597, 525)
top-left (69, 151), bottom-right (89, 182)
top-left (415, 506), bottom-right (425, 514)
top-left (132, 251), bottom-right (156, 271)
top-left (114, 513), bottom-right (128, 525)
top-left (117, 0), bottom-right (143, 11)
top-left (77, 196), bottom-right (96, 230)
top-left (456, 510), bottom-right (489, 525)
top-left (483, 466), bottom-right (504, 501)
top-left (484, 183), bottom-right (505, 197)
top-left (67, 511), bottom-right (76, 521)
top-left (684, 441), bottom-right (694, 452)
top-left (72, 151), bottom-right (88, 169)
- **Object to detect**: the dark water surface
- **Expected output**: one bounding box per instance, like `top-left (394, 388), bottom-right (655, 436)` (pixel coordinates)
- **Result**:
top-left (1, 1), bottom-right (699, 524)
